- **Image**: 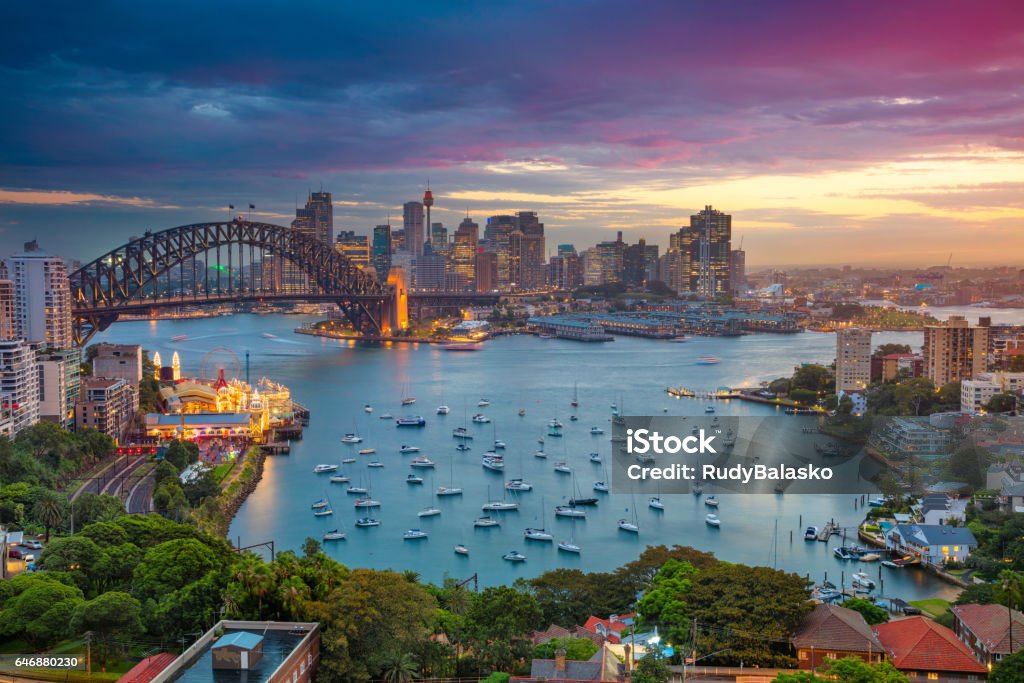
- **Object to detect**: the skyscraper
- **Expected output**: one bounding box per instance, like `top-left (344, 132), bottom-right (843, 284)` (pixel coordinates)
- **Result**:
top-left (430, 223), bottom-right (448, 254)
top-left (666, 225), bottom-right (698, 293)
top-left (335, 230), bottom-right (371, 270)
top-left (512, 212), bottom-right (545, 290)
top-left (450, 217), bottom-right (479, 291)
top-left (283, 192), bottom-right (335, 294)
top-left (0, 279), bottom-right (14, 341)
top-left (692, 205), bottom-right (732, 297)
top-left (924, 316), bottom-right (989, 386)
top-left (484, 215), bottom-right (516, 288)
top-left (623, 238), bottom-right (659, 288)
top-left (7, 240), bottom-right (73, 350)
top-left (583, 233), bottom-right (625, 286)
top-left (403, 201), bottom-right (425, 257)
top-left (549, 246), bottom-right (582, 290)
top-left (836, 328), bottom-right (872, 392)
top-left (372, 225), bottom-right (393, 281)
top-left (475, 251), bottom-right (498, 293)
top-left (730, 248), bottom-right (747, 293)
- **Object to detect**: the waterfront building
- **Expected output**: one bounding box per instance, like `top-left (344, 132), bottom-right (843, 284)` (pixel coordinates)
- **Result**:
top-left (7, 240), bottom-right (73, 350)
top-left (76, 376), bottom-right (136, 440)
top-left (403, 201), bottom-right (425, 257)
top-left (885, 524), bottom-right (977, 566)
top-left (38, 347), bottom-right (81, 429)
top-left (835, 328), bottom-right (872, 392)
top-left (449, 217), bottom-right (478, 291)
top-left (334, 231), bottom-right (371, 271)
top-left (527, 316), bottom-right (613, 342)
top-left (873, 618), bottom-right (987, 681)
top-left (372, 225), bottom-right (393, 281)
top-left (961, 372), bottom-right (1024, 413)
top-left (791, 604), bottom-right (884, 670)
top-left (0, 339), bottom-right (39, 436)
top-left (951, 603), bottom-right (1024, 669)
top-left (924, 316), bottom-right (989, 385)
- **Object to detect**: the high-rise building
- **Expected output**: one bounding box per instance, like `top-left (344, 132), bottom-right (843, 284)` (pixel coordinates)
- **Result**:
top-left (475, 251), bottom-right (498, 293)
top-left (730, 248), bottom-right (747, 293)
top-left (0, 279), bottom-right (14, 341)
top-left (665, 226), bottom-right (698, 293)
top-left (0, 339), bottom-right (40, 436)
top-left (76, 377), bottom-right (136, 440)
top-left (509, 230), bottom-right (546, 290)
top-left (403, 201), bottom-right (425, 257)
top-left (583, 234), bottom-right (625, 286)
top-left (372, 225), bottom-right (393, 281)
top-left (836, 328), bottom-right (872, 392)
top-left (282, 192), bottom-right (334, 294)
top-left (92, 344), bottom-right (144, 385)
top-left (692, 205), bottom-right (731, 297)
top-left (549, 247), bottom-right (582, 290)
top-left (450, 217), bottom-right (479, 291)
top-left (423, 187), bottom-right (434, 253)
top-left (38, 348), bottom-right (81, 429)
top-left (623, 238), bottom-right (659, 288)
top-left (924, 316), bottom-right (989, 386)
top-left (335, 231), bottom-right (372, 271)
top-left (484, 215), bottom-right (516, 288)
top-left (8, 241), bottom-right (73, 350)
top-left (430, 223), bottom-right (448, 254)
top-left (412, 245), bottom-right (446, 291)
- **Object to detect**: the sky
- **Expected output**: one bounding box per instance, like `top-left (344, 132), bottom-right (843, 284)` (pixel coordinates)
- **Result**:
top-left (1, 1), bottom-right (1023, 268)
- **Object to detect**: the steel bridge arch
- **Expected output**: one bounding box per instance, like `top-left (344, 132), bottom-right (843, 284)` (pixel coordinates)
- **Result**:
top-left (69, 219), bottom-right (393, 345)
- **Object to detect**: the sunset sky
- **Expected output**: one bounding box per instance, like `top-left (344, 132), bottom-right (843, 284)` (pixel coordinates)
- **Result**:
top-left (1, 1), bottom-right (1023, 267)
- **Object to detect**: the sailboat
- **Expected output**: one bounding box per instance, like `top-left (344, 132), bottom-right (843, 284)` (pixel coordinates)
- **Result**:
top-left (493, 420), bottom-right (506, 450)
top-left (649, 481), bottom-right (665, 511)
top-left (482, 484), bottom-right (519, 511)
top-left (400, 383), bottom-right (416, 405)
top-left (617, 495), bottom-right (639, 533)
top-left (571, 381), bottom-right (579, 408)
top-left (569, 472), bottom-right (598, 506)
top-left (524, 496), bottom-right (553, 541)
top-left (418, 470), bottom-right (441, 517)
top-left (313, 493), bottom-right (334, 517)
top-left (558, 522), bottom-right (581, 553)
top-left (437, 454), bottom-right (464, 496)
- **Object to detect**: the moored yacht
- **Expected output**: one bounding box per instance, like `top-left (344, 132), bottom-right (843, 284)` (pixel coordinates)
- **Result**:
top-left (329, 474), bottom-right (350, 484)
top-left (314, 464), bottom-right (339, 473)
top-left (474, 516), bottom-right (500, 527)
top-left (399, 445), bottom-right (420, 453)
top-left (341, 433), bottom-right (363, 444)
top-left (482, 455), bottom-right (505, 471)
top-left (523, 528), bottom-right (553, 541)
top-left (410, 456), bottom-right (436, 468)
top-left (554, 462), bottom-right (571, 473)
top-left (354, 497), bottom-right (381, 508)
top-left (396, 416), bottom-right (426, 427)
top-left (406, 474), bottom-right (424, 485)
top-left (617, 518), bottom-right (639, 533)
top-left (472, 414), bottom-right (491, 423)
top-left (323, 529), bottom-right (346, 541)
top-left (364, 404), bottom-right (373, 414)
top-left (590, 426), bottom-right (604, 435)
top-left (417, 507), bottom-right (441, 518)
top-left (502, 550), bottom-right (527, 562)
top-left (436, 405), bottom-right (451, 415)
top-left (705, 513), bottom-right (721, 527)
top-left (403, 528), bottom-right (428, 540)
top-left (593, 481), bottom-right (609, 492)
top-left (649, 496), bottom-right (665, 510)
top-left (437, 485), bottom-right (464, 497)
top-left (355, 517), bottom-right (380, 527)
top-left (482, 499), bottom-right (518, 511)
top-left (505, 478), bottom-right (533, 492)
top-left (558, 540), bottom-right (581, 553)
top-left (555, 505), bottom-right (586, 518)
top-left (454, 544), bottom-right (469, 555)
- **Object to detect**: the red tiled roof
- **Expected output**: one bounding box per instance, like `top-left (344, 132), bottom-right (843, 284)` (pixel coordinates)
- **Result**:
top-left (120, 653), bottom-right (178, 683)
top-left (583, 614), bottom-right (635, 644)
top-left (791, 603), bottom-right (883, 653)
top-left (952, 603), bottom-right (1024, 655)
top-left (532, 624), bottom-right (573, 645)
top-left (874, 617), bottom-right (987, 674)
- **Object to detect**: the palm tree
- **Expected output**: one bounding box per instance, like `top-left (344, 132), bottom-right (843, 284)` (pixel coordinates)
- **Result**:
top-left (381, 653), bottom-right (419, 683)
top-left (33, 492), bottom-right (65, 542)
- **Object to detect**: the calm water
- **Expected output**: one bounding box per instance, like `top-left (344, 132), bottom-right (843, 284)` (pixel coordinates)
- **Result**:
top-left (92, 309), bottom-right (1024, 601)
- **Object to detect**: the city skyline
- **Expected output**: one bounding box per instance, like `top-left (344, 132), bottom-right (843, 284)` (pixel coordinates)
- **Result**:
top-left (2, 1), bottom-right (1024, 266)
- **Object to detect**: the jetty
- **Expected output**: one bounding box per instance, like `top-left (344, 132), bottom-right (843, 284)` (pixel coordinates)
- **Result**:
top-left (818, 520), bottom-right (839, 542)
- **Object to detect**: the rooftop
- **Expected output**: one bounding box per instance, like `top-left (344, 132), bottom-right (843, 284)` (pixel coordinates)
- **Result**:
top-left (791, 603), bottom-right (883, 653)
top-left (211, 631), bottom-right (264, 651)
top-left (891, 524), bottom-right (977, 547)
top-left (874, 617), bottom-right (987, 674)
top-left (952, 603), bottom-right (1024, 655)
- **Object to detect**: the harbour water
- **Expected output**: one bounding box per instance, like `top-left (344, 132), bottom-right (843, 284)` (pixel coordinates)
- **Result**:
top-left (92, 310), bottom-right (1024, 601)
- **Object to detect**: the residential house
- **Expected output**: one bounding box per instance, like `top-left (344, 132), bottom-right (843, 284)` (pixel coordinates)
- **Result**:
top-left (582, 614), bottom-right (636, 645)
top-left (951, 604), bottom-right (1024, 669)
top-left (917, 494), bottom-right (967, 525)
top-left (874, 617), bottom-right (987, 681)
top-left (790, 603), bottom-right (885, 671)
top-left (886, 524), bottom-right (977, 567)
top-left (531, 624), bottom-right (605, 647)
top-left (515, 644), bottom-right (623, 683)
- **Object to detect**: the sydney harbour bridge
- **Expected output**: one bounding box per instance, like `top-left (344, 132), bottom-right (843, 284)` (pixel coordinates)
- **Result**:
top-left (69, 218), bottom-right (498, 346)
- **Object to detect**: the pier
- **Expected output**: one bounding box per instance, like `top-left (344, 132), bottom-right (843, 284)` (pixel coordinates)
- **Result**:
top-left (817, 520), bottom-right (839, 542)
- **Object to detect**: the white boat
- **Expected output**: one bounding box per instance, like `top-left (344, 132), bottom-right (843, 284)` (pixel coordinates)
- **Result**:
top-left (671, 336), bottom-right (689, 343)
top-left (452, 427), bottom-right (473, 439)
top-left (558, 540), bottom-right (581, 553)
top-left (555, 505), bottom-right (586, 518)
top-left (482, 500), bottom-right (518, 511)
top-left (170, 334), bottom-right (188, 342)
top-left (502, 550), bottom-right (527, 562)
top-left (518, 408), bottom-right (526, 417)
top-left (406, 474), bottom-right (424, 485)
top-left (401, 397), bottom-right (417, 406)
top-left (617, 519), bottom-right (639, 533)
top-left (379, 413), bottom-right (394, 419)
top-left (437, 485), bottom-right (463, 496)
top-left (649, 496), bottom-right (665, 510)
top-left (704, 496), bottom-right (719, 507)
top-left (590, 427), bottom-right (604, 435)
top-left (696, 356), bottom-right (721, 365)
top-left (456, 444), bottom-right (471, 451)
top-left (494, 440), bottom-right (506, 449)
top-left (399, 445), bottom-right (420, 453)
top-left (804, 526), bottom-right (818, 541)
top-left (403, 529), bottom-right (428, 540)
top-left (341, 433), bottom-right (363, 444)
top-left (482, 456), bottom-right (505, 471)
top-left (323, 530), bottom-right (346, 541)
top-left (589, 453), bottom-right (601, 463)
top-left (705, 405), bottom-right (715, 414)
top-left (593, 481), bottom-right (609, 492)
top-left (705, 513), bottom-right (721, 527)
top-left (346, 486), bottom-right (368, 495)
top-left (524, 528), bottom-right (553, 541)
top-left (314, 464), bottom-right (339, 473)
top-left (313, 508), bottom-right (333, 517)
top-left (436, 405), bottom-right (450, 415)
top-left (472, 414), bottom-right (491, 423)
top-left (881, 560), bottom-right (902, 569)
top-left (354, 497), bottom-right (381, 508)
top-left (852, 572), bottom-right (876, 589)
top-left (355, 517), bottom-right (380, 527)
top-left (364, 405), bottom-right (373, 413)
top-left (505, 478), bottom-right (533, 492)
top-left (410, 456), bottom-right (436, 468)
top-left (396, 416), bottom-right (426, 427)
top-left (534, 449), bottom-right (547, 459)
top-left (454, 544), bottom-right (469, 555)
top-left (367, 461), bottom-right (384, 468)
top-left (311, 498), bottom-right (329, 509)
top-left (478, 399), bottom-right (490, 407)
top-left (341, 458), bottom-right (356, 464)
top-left (859, 553), bottom-right (882, 562)
top-left (554, 462), bottom-right (571, 473)
top-left (548, 418), bottom-right (563, 428)
top-left (329, 475), bottom-right (350, 484)
top-left (474, 516), bottom-right (500, 527)
top-left (418, 507), bottom-right (441, 518)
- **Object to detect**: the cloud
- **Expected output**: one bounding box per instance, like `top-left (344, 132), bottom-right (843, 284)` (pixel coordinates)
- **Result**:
top-left (0, 188), bottom-right (177, 209)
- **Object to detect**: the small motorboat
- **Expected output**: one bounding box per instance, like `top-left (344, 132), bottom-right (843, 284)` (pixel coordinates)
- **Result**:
top-left (649, 496), bottom-right (665, 511)
top-left (418, 507), bottom-right (441, 518)
top-left (534, 449), bottom-right (547, 459)
top-left (403, 529), bottom-right (428, 540)
top-left (359, 447), bottom-right (376, 455)
top-left (436, 405), bottom-right (451, 415)
top-left (314, 464), bottom-right (339, 473)
top-left (589, 453), bottom-right (601, 463)
top-left (478, 398), bottom-right (490, 407)
top-left (323, 530), bottom-right (346, 541)
top-left (852, 572), bottom-right (876, 589)
top-left (505, 478), bottom-right (534, 492)
top-left (696, 356), bottom-right (721, 365)
top-left (329, 475), bottom-right (350, 484)
top-left (834, 546), bottom-right (862, 560)
top-left (379, 413), bottom-right (394, 419)
top-left (555, 506), bottom-right (586, 518)
top-left (474, 516), bottom-right (500, 528)
top-left (406, 474), bottom-right (424, 485)
top-left (593, 481), bottom-right (609, 492)
top-left (399, 445), bottom-right (420, 453)
top-left (704, 496), bottom-right (719, 507)
top-left (313, 508), bottom-right (334, 517)
top-left (859, 553), bottom-right (882, 562)
top-left (570, 415), bottom-right (578, 421)
top-left (503, 550), bottom-right (527, 562)
top-left (705, 513), bottom-right (721, 527)
top-left (482, 456), bottom-right (505, 471)
top-left (456, 444), bottom-right (471, 451)
top-left (452, 427), bottom-right (473, 440)
top-left (705, 405), bottom-right (715, 414)
top-left (617, 518), bottom-right (639, 533)
top-left (367, 461), bottom-right (384, 468)
top-left (523, 528), bottom-right (553, 541)
top-left (454, 544), bottom-right (469, 555)
top-left (804, 526), bottom-right (819, 541)
top-left (881, 560), bottom-right (903, 569)
top-left (568, 497), bottom-right (598, 506)
top-left (342, 458), bottom-right (357, 464)
top-left (558, 540), bottom-right (581, 554)
top-left (472, 414), bottom-right (491, 423)
top-left (355, 517), bottom-right (380, 527)
top-left (518, 408), bottom-right (526, 417)
top-left (341, 434), bottom-right (363, 444)
top-left (590, 427), bottom-right (604, 435)
top-left (410, 456), bottom-right (436, 468)
top-left (494, 440), bottom-right (506, 449)
top-left (437, 486), bottom-right (463, 496)
top-left (401, 397), bottom-right (417, 406)
top-left (554, 462), bottom-right (571, 474)
top-left (364, 405), bottom-right (373, 414)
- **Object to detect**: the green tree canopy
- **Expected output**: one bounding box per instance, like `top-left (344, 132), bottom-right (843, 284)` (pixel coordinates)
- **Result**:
top-left (985, 392), bottom-right (1018, 413)
top-left (991, 648), bottom-right (1024, 683)
top-left (841, 598), bottom-right (889, 625)
top-left (637, 559), bottom-right (697, 645)
top-left (132, 538), bottom-right (221, 600)
top-left (533, 637), bottom-right (599, 661)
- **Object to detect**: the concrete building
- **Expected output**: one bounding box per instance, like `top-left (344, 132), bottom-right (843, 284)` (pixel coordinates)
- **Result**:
top-left (334, 231), bottom-right (371, 271)
top-left (38, 348), bottom-right (80, 429)
top-left (583, 237), bottom-right (625, 286)
top-left (449, 217), bottom-right (478, 291)
top-left (692, 205), bottom-right (731, 298)
top-left (76, 376), bottom-right (137, 440)
top-left (475, 251), bottom-right (498, 293)
top-left (0, 279), bottom-right (15, 341)
top-left (550, 247), bottom-right (582, 291)
top-left (0, 339), bottom-right (40, 436)
top-left (836, 328), bottom-right (872, 392)
top-left (411, 246), bottom-right (446, 291)
top-left (879, 353), bottom-right (924, 382)
top-left (961, 372), bottom-right (1024, 413)
top-left (372, 225), bottom-right (392, 282)
top-left (729, 248), bottom-right (746, 293)
top-left (403, 201), bottom-right (425, 257)
top-left (8, 241), bottom-right (73, 350)
top-left (924, 316), bottom-right (989, 386)
top-left (484, 215), bottom-right (516, 288)
top-left (92, 344), bottom-right (144, 384)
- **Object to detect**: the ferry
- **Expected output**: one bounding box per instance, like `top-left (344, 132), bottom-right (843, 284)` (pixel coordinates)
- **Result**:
top-left (437, 485), bottom-right (463, 496)
top-left (399, 445), bottom-right (420, 453)
top-left (454, 544), bottom-right (469, 555)
top-left (410, 456), bottom-right (435, 468)
top-left (696, 356), bottom-right (721, 365)
top-left (502, 550), bottom-right (527, 562)
top-left (436, 405), bottom-right (451, 415)
top-left (505, 478), bottom-right (533, 492)
top-left (705, 513), bottom-right (721, 527)
top-left (313, 464), bottom-right (339, 474)
top-left (396, 416), bottom-right (426, 427)
top-left (403, 529), bottom-right (428, 540)
top-left (323, 530), bottom-right (346, 541)
top-left (555, 506), bottom-right (586, 518)
top-left (474, 516), bottom-right (500, 527)
top-left (341, 434), bottom-right (363, 444)
top-left (406, 474), bottom-right (424, 485)
top-left (355, 518), bottom-right (380, 527)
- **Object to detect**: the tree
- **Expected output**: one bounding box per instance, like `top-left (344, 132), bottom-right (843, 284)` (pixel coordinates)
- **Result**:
top-left (872, 344), bottom-right (912, 358)
top-left (773, 658), bottom-right (908, 682)
top-left (791, 364), bottom-right (833, 393)
top-left (72, 492), bottom-right (124, 527)
top-left (38, 535), bottom-right (103, 587)
top-left (533, 637), bottom-right (599, 661)
top-left (985, 392), bottom-right (1017, 414)
top-left (946, 447), bottom-right (990, 489)
top-left (841, 598), bottom-right (889, 625)
top-left (789, 388), bottom-right (818, 405)
top-left (464, 586), bottom-right (544, 671)
top-left (133, 538), bottom-right (221, 601)
top-left (72, 592), bottom-right (144, 668)
top-left (32, 490), bottom-right (66, 541)
top-left (955, 582), bottom-right (996, 605)
top-left (637, 559), bottom-right (696, 645)
top-left (0, 574), bottom-right (84, 648)
top-left (164, 439), bottom-right (199, 471)
top-left (991, 649), bottom-right (1024, 683)
top-left (632, 652), bottom-right (670, 683)
top-left (381, 652), bottom-right (419, 683)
